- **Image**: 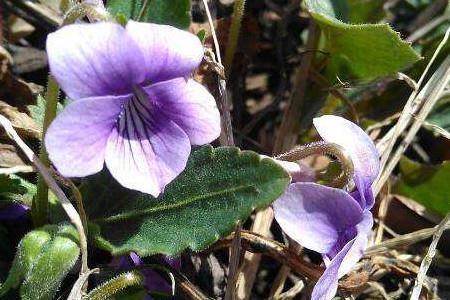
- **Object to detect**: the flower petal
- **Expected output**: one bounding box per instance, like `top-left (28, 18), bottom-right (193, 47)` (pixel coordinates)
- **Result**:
top-left (45, 95), bottom-right (126, 177)
top-left (273, 183), bottom-right (363, 253)
top-left (47, 22), bottom-right (145, 99)
top-left (312, 212), bottom-right (372, 300)
top-left (313, 115), bottom-right (380, 209)
top-left (337, 211), bottom-right (372, 277)
top-left (105, 89), bottom-right (190, 196)
top-left (143, 78), bottom-right (220, 145)
top-left (0, 204), bottom-right (29, 220)
top-left (126, 21), bottom-right (204, 82)
top-left (311, 237), bottom-right (354, 300)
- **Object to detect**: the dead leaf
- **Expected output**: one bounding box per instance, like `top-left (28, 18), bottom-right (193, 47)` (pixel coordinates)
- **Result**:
top-left (6, 16), bottom-right (35, 43)
top-left (0, 143), bottom-right (28, 168)
top-left (0, 46), bottom-right (13, 80)
top-left (0, 100), bottom-right (41, 139)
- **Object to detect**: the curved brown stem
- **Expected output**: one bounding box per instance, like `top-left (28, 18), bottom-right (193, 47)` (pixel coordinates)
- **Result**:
top-left (276, 141), bottom-right (354, 188)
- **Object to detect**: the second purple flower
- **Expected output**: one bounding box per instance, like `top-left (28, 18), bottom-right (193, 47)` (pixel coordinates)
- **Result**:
top-left (45, 21), bottom-right (221, 196)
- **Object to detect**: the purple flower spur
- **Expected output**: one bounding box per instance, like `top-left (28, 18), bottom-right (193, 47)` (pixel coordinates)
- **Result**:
top-left (45, 21), bottom-right (221, 196)
top-left (273, 115), bottom-right (380, 300)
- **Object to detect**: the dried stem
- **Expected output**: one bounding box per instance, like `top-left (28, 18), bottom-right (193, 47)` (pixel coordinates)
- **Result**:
top-left (0, 115), bottom-right (89, 277)
top-left (374, 27), bottom-right (450, 196)
top-left (34, 74), bottom-right (59, 227)
top-left (224, 0), bottom-right (246, 78)
top-left (170, 266), bottom-right (211, 300)
top-left (137, 0), bottom-right (150, 22)
top-left (201, 1), bottom-right (239, 298)
top-left (273, 20), bottom-right (319, 154)
top-left (212, 230), bottom-right (366, 292)
top-left (365, 221), bottom-right (450, 256)
top-left (410, 212), bottom-right (450, 300)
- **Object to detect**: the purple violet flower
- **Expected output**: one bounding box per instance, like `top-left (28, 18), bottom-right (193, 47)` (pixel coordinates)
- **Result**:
top-left (45, 21), bottom-right (221, 196)
top-left (273, 115), bottom-right (380, 300)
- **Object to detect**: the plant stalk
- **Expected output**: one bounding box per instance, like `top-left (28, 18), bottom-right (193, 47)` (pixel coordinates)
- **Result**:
top-left (224, 0), bottom-right (246, 78)
top-left (33, 75), bottom-right (59, 226)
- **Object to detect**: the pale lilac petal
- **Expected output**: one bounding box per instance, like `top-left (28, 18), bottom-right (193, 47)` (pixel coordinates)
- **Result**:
top-left (314, 212), bottom-right (373, 300)
top-left (311, 238), bottom-right (354, 300)
top-left (45, 95), bottom-right (127, 177)
top-left (126, 21), bottom-right (204, 82)
top-left (143, 78), bottom-right (220, 145)
top-left (105, 89), bottom-right (190, 196)
top-left (47, 22), bottom-right (145, 99)
top-left (313, 115), bottom-right (380, 209)
top-left (273, 183), bottom-right (363, 253)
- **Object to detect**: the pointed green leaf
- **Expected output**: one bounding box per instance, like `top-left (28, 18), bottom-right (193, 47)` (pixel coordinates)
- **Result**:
top-left (87, 146), bottom-right (290, 256)
top-left (107, 0), bottom-right (191, 29)
top-left (305, 0), bottom-right (420, 80)
top-left (394, 157), bottom-right (450, 215)
top-left (0, 224), bottom-right (80, 300)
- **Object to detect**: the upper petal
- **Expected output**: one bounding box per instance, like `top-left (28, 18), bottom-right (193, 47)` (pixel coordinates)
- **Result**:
top-left (273, 182), bottom-right (363, 254)
top-left (105, 90), bottom-right (191, 196)
top-left (143, 78), bottom-right (220, 145)
top-left (313, 115), bottom-right (380, 209)
top-left (126, 21), bottom-right (204, 82)
top-left (45, 95), bottom-right (127, 177)
top-left (46, 22), bottom-right (145, 99)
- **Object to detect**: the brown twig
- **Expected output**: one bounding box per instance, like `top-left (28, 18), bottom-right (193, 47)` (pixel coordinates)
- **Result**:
top-left (212, 230), bottom-right (367, 292)
top-left (170, 266), bottom-right (212, 300)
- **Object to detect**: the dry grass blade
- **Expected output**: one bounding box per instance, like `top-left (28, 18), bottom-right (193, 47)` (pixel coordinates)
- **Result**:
top-left (374, 26), bottom-right (450, 196)
top-left (410, 212), bottom-right (450, 300)
top-left (365, 222), bottom-right (450, 256)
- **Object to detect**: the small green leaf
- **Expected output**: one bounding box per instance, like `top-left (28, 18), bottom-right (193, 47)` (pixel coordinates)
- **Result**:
top-left (107, 0), bottom-right (191, 29)
top-left (0, 175), bottom-right (34, 207)
top-left (87, 146), bottom-right (290, 256)
top-left (305, 0), bottom-right (420, 80)
top-left (0, 224), bottom-right (80, 300)
top-left (27, 95), bottom-right (65, 131)
top-left (394, 157), bottom-right (450, 215)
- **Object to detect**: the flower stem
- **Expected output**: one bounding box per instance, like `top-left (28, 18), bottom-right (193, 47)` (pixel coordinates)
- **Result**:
top-left (87, 271), bottom-right (144, 300)
top-left (33, 74), bottom-right (59, 227)
top-left (276, 141), bottom-right (355, 188)
top-left (224, 0), bottom-right (245, 78)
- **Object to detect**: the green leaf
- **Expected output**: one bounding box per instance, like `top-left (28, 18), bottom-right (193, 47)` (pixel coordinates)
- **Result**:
top-left (394, 157), bottom-right (450, 215)
top-left (107, 0), bottom-right (191, 29)
top-left (0, 224), bottom-right (80, 300)
top-left (347, 0), bottom-right (385, 23)
top-left (87, 146), bottom-right (290, 256)
top-left (27, 95), bottom-right (65, 131)
top-left (305, 0), bottom-right (420, 80)
top-left (0, 175), bottom-right (34, 207)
